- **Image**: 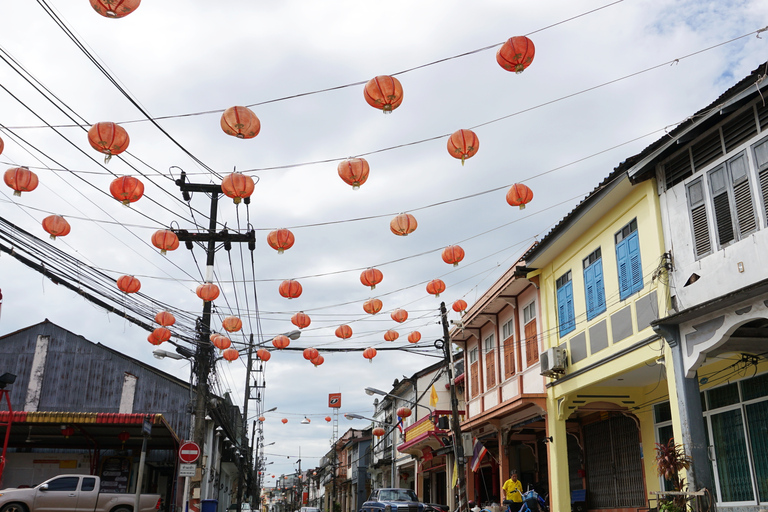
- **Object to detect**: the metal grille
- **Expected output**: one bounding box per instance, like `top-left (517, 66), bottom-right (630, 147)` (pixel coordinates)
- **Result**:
top-left (758, 102), bottom-right (768, 131)
top-left (722, 108), bottom-right (757, 152)
top-left (583, 415), bottom-right (645, 508)
top-left (692, 132), bottom-right (724, 171)
top-left (691, 204), bottom-right (711, 258)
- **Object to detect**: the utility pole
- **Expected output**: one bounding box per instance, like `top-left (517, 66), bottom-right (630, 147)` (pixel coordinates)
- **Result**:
top-left (174, 171), bottom-right (255, 509)
top-left (438, 302), bottom-right (468, 512)
top-left (237, 333), bottom-right (256, 510)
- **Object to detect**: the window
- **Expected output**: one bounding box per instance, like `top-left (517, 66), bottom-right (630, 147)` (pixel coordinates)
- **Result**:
top-left (615, 219), bottom-right (643, 300)
top-left (502, 319), bottom-right (515, 379)
top-left (708, 152), bottom-right (757, 247)
top-left (583, 248), bottom-right (606, 320)
top-left (523, 302), bottom-right (538, 365)
top-left (687, 178), bottom-right (712, 258)
top-left (753, 137), bottom-right (768, 226)
top-left (46, 477), bottom-right (80, 491)
top-left (469, 347), bottom-right (479, 398)
top-left (484, 334), bottom-right (496, 388)
top-left (556, 270), bottom-right (575, 336)
top-left (82, 477), bottom-right (96, 492)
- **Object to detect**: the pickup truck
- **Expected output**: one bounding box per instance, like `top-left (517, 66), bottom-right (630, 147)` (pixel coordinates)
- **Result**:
top-left (361, 488), bottom-right (429, 512)
top-left (0, 474), bottom-right (161, 512)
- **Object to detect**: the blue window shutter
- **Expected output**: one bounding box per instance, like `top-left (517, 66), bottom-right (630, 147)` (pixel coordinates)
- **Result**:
top-left (558, 281), bottom-right (575, 337)
top-left (627, 231), bottom-right (643, 294)
top-left (593, 259), bottom-right (606, 315)
top-left (616, 238), bottom-right (631, 300)
top-left (584, 260), bottom-right (606, 320)
top-left (584, 265), bottom-right (596, 318)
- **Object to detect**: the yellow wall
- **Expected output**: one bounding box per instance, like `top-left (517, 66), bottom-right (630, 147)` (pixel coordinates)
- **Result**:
top-left (534, 178), bottom-right (671, 512)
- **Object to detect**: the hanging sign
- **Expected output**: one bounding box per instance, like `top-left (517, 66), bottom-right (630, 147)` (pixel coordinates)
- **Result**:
top-left (328, 393), bottom-right (341, 408)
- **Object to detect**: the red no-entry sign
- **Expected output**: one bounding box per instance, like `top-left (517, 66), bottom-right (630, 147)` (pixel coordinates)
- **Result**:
top-left (179, 442), bottom-right (200, 463)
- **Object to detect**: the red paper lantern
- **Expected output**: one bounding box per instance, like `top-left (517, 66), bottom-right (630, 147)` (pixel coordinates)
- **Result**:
top-left (325, 416), bottom-right (332, 422)
top-left (363, 298), bottom-right (383, 315)
top-left (267, 228), bottom-right (295, 254)
top-left (272, 335), bottom-right (290, 350)
top-left (397, 407), bottom-right (412, 418)
top-left (338, 158), bottom-right (370, 190)
top-left (447, 129), bottom-right (479, 165)
top-left (360, 268), bottom-right (383, 290)
top-left (279, 280), bottom-right (303, 299)
top-left (4, 167), bottom-right (38, 196)
top-left (147, 333), bottom-right (162, 346)
top-left (373, 427), bottom-right (386, 437)
top-left (110, 176), bottom-right (144, 205)
top-left (311, 354), bottom-right (324, 367)
top-left (452, 299), bottom-right (468, 313)
top-left (221, 106), bottom-right (261, 139)
top-left (196, 282), bottom-right (220, 302)
top-left (222, 316), bottom-right (242, 333)
top-left (151, 327), bottom-right (171, 344)
top-left (291, 311), bottom-right (311, 329)
top-left (61, 426), bottom-right (75, 438)
top-left (88, 122), bottom-right (129, 162)
top-left (506, 183), bottom-right (534, 209)
top-left (281, 418), bottom-right (288, 424)
top-left (390, 213), bottom-right (417, 236)
top-left (426, 279), bottom-right (446, 297)
top-left (117, 275), bottom-right (141, 294)
top-left (442, 245), bottom-right (465, 266)
top-left (407, 331), bottom-right (421, 344)
top-left (384, 330), bottom-right (399, 342)
top-left (335, 325), bottom-right (353, 340)
top-left (221, 172), bottom-right (255, 204)
top-left (117, 431), bottom-right (130, 448)
top-left (364, 75), bottom-right (403, 114)
top-left (258, 416), bottom-right (266, 422)
top-left (391, 309), bottom-right (408, 323)
top-left (155, 311), bottom-right (176, 327)
top-left (151, 230), bottom-right (179, 255)
top-left (363, 347), bottom-right (377, 363)
top-left (303, 347), bottom-right (319, 361)
top-left (257, 348), bottom-right (271, 362)
top-left (0, 136), bottom-right (4, 155)
top-left (42, 215), bottom-right (71, 240)
top-left (90, 0), bottom-right (141, 18)
top-left (222, 348), bottom-right (240, 362)
top-left (497, 36), bottom-right (535, 73)
top-left (211, 334), bottom-right (232, 350)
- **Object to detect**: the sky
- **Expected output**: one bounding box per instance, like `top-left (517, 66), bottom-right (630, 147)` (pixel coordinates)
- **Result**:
top-left (1, 0), bottom-right (767, 480)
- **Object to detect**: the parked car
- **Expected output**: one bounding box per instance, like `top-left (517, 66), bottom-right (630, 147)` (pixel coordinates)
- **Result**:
top-left (0, 474), bottom-right (161, 512)
top-left (361, 488), bottom-right (427, 512)
top-left (425, 504), bottom-right (449, 512)
top-left (300, 507), bottom-right (320, 512)
top-left (227, 504), bottom-right (252, 511)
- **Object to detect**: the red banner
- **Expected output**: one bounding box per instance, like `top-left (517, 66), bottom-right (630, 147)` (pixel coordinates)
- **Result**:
top-left (328, 393), bottom-right (341, 408)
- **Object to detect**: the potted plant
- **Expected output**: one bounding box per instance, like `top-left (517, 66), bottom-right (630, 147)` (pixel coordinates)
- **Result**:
top-left (654, 439), bottom-right (693, 512)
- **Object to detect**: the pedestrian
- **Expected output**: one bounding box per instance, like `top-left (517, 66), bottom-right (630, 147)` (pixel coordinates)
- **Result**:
top-left (501, 471), bottom-right (523, 512)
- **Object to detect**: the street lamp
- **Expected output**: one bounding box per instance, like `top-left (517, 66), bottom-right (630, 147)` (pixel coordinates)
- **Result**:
top-left (364, 387), bottom-right (433, 415)
top-left (345, 413), bottom-right (397, 488)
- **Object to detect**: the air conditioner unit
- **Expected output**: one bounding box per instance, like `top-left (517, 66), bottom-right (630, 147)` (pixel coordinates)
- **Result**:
top-left (540, 347), bottom-right (567, 377)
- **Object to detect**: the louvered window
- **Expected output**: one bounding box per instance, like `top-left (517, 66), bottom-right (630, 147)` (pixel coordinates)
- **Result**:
top-left (687, 178), bottom-right (711, 258)
top-left (753, 137), bottom-right (768, 226)
top-left (523, 302), bottom-right (538, 366)
top-left (583, 248), bottom-right (606, 320)
top-left (722, 107), bottom-right (758, 152)
top-left (484, 334), bottom-right (496, 388)
top-left (708, 151), bottom-right (756, 248)
top-left (665, 151), bottom-right (693, 189)
top-left (502, 319), bottom-right (515, 378)
top-left (615, 219), bottom-right (644, 300)
top-left (692, 131), bottom-right (724, 170)
top-left (758, 102), bottom-right (768, 131)
top-left (469, 347), bottom-right (479, 398)
top-left (556, 270), bottom-right (575, 337)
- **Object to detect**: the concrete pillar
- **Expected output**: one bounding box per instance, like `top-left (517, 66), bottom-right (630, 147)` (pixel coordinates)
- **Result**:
top-left (546, 396), bottom-right (570, 512)
top-left (118, 372), bottom-right (138, 413)
top-left (24, 335), bottom-right (50, 412)
top-left (655, 323), bottom-right (714, 493)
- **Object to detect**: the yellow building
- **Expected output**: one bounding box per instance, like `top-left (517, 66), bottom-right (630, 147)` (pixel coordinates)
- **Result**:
top-left (523, 173), bottom-right (672, 512)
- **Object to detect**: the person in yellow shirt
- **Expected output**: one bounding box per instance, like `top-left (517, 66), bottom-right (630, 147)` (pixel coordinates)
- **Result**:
top-left (501, 471), bottom-right (523, 512)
